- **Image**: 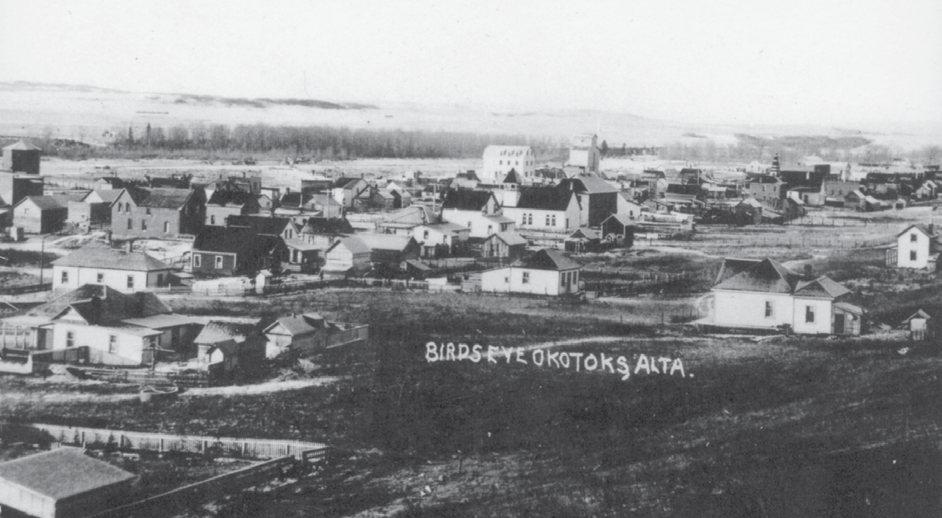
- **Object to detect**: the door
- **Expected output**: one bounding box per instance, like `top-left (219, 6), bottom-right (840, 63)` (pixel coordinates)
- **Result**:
top-left (833, 314), bottom-right (845, 334)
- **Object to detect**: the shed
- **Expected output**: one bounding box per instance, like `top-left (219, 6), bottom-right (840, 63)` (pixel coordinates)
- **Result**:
top-left (901, 309), bottom-right (932, 341)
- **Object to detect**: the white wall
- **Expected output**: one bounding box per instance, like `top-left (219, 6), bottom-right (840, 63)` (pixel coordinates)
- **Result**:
top-left (792, 297), bottom-right (833, 335)
top-left (712, 290), bottom-right (794, 330)
top-left (482, 147), bottom-right (535, 184)
top-left (0, 479), bottom-right (56, 518)
top-left (52, 266), bottom-right (170, 293)
top-left (897, 229), bottom-right (930, 268)
top-left (50, 323), bottom-right (148, 365)
top-left (480, 267), bottom-right (580, 296)
top-left (441, 210), bottom-right (508, 239)
top-left (324, 246), bottom-right (370, 271)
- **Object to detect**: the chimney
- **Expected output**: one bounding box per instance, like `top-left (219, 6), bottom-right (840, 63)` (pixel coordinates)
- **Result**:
top-left (126, 239), bottom-right (135, 253)
top-left (803, 264), bottom-right (813, 279)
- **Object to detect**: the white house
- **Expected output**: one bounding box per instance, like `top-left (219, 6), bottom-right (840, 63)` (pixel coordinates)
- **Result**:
top-left (617, 192), bottom-right (642, 220)
top-left (51, 244), bottom-right (174, 293)
top-left (330, 177), bottom-right (370, 208)
top-left (892, 224), bottom-right (940, 270)
top-left (502, 186), bottom-right (581, 233)
top-left (709, 258), bottom-right (862, 335)
top-left (440, 189), bottom-right (515, 238)
top-left (480, 249), bottom-right (582, 296)
top-left (481, 145), bottom-right (535, 185)
top-left (412, 222), bottom-right (470, 257)
top-left (323, 236), bottom-right (372, 272)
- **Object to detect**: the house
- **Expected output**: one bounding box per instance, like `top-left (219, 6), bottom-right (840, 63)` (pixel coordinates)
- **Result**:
top-left (733, 198), bottom-right (763, 225)
top-left (51, 243), bottom-right (174, 293)
top-left (412, 222), bottom-right (470, 258)
top-left (822, 180), bottom-right (861, 207)
top-left (13, 195), bottom-right (83, 234)
top-left (558, 175), bottom-right (619, 226)
top-left (564, 227), bottom-right (603, 253)
top-left (600, 213), bottom-right (635, 246)
top-left (663, 183), bottom-right (701, 209)
top-left (913, 179), bottom-right (938, 200)
top-left (745, 175), bottom-right (785, 205)
top-left (331, 177), bottom-right (370, 208)
top-left (709, 258), bottom-right (862, 335)
top-left (263, 312), bottom-right (329, 358)
top-left (323, 236), bottom-right (372, 272)
top-left (901, 309), bottom-right (932, 341)
top-left (0, 447), bottom-right (138, 518)
top-left (276, 192), bottom-right (344, 220)
top-left (889, 224), bottom-right (941, 270)
top-left (480, 249), bottom-right (582, 296)
top-left (1, 140), bottom-right (41, 174)
top-left (1, 284), bottom-right (197, 365)
top-left (502, 186), bottom-right (580, 233)
top-left (450, 171), bottom-right (481, 190)
top-left (374, 205), bottom-right (438, 234)
top-left (355, 233), bottom-right (421, 270)
top-left (481, 231), bottom-right (527, 260)
top-left (194, 320), bottom-right (265, 379)
top-left (190, 226), bottom-right (288, 276)
top-left (440, 189), bottom-right (514, 238)
top-left (205, 188), bottom-right (260, 226)
top-left (481, 145), bottom-right (535, 185)
top-left (68, 190), bottom-right (122, 227)
top-left (226, 214), bottom-right (300, 241)
top-left (111, 187), bottom-right (206, 239)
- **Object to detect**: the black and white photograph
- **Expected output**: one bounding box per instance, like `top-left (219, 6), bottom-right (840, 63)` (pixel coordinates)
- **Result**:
top-left (0, 0), bottom-right (940, 516)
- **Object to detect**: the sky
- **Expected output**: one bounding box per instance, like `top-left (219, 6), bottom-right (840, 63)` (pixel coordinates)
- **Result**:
top-left (1, 0), bottom-right (941, 127)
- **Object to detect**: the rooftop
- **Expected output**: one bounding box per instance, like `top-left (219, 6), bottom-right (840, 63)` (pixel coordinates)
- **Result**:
top-left (442, 189), bottom-right (494, 211)
top-left (514, 249), bottom-right (581, 271)
top-left (52, 244), bottom-right (172, 272)
top-left (0, 448), bottom-right (136, 500)
top-left (515, 186), bottom-right (576, 211)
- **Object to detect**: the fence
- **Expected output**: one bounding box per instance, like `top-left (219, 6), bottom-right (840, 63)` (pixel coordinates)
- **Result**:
top-left (67, 367), bottom-right (210, 387)
top-left (31, 423), bottom-right (327, 461)
top-left (0, 325), bottom-right (35, 349)
top-left (30, 346), bottom-right (89, 364)
top-left (91, 455), bottom-right (303, 518)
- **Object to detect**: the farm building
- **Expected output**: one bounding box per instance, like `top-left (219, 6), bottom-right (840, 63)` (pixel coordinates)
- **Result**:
top-left (481, 145), bottom-right (535, 185)
top-left (564, 228), bottom-right (605, 253)
top-left (12, 194), bottom-right (84, 234)
top-left (1, 140), bottom-right (41, 174)
top-left (480, 249), bottom-right (583, 296)
top-left (502, 186), bottom-right (581, 233)
top-left (481, 230), bottom-right (527, 260)
top-left (355, 233), bottom-right (421, 270)
top-left (0, 447), bottom-right (138, 518)
top-left (441, 189), bottom-right (514, 238)
top-left (558, 174), bottom-right (619, 226)
top-left (324, 236), bottom-right (372, 272)
top-left (67, 189), bottom-right (122, 227)
top-left (0, 284), bottom-right (198, 365)
top-left (111, 187), bottom-right (206, 239)
top-left (708, 258), bottom-right (863, 335)
top-left (190, 226), bottom-right (288, 276)
top-left (51, 243), bottom-right (174, 293)
top-left (887, 224), bottom-right (941, 270)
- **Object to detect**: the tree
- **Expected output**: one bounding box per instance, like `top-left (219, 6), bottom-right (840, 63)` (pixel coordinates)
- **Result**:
top-left (600, 139), bottom-right (609, 156)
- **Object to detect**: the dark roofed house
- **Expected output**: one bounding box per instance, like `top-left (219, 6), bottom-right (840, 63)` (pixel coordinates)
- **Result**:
top-left (205, 188), bottom-right (260, 226)
top-left (558, 175), bottom-right (619, 226)
top-left (226, 214), bottom-right (300, 241)
top-left (194, 320), bottom-right (265, 379)
top-left (480, 248), bottom-right (583, 296)
top-left (482, 230), bottom-right (527, 260)
top-left (441, 189), bottom-right (497, 212)
top-left (503, 186), bottom-right (580, 232)
top-left (710, 257), bottom-right (861, 335)
top-left (111, 187), bottom-right (206, 239)
top-left (191, 226), bottom-right (288, 276)
top-left (330, 177), bottom-right (369, 208)
top-left (0, 447), bottom-right (138, 518)
top-left (440, 189), bottom-right (508, 238)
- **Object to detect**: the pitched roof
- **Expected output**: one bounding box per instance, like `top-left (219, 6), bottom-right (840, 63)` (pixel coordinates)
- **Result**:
top-left (0, 447), bottom-right (136, 500)
top-left (302, 217), bottom-right (354, 235)
top-left (208, 189), bottom-right (257, 206)
top-left (601, 213), bottom-right (634, 227)
top-left (441, 189), bottom-right (494, 211)
top-left (560, 175), bottom-right (618, 194)
top-left (333, 177), bottom-right (364, 189)
top-left (193, 226), bottom-right (285, 256)
top-left (132, 188), bottom-right (197, 209)
top-left (568, 228), bottom-right (601, 240)
top-left (666, 183), bottom-right (701, 196)
top-left (194, 320), bottom-right (257, 344)
top-left (17, 194), bottom-right (82, 210)
top-left (226, 215), bottom-right (296, 236)
top-left (897, 223), bottom-right (937, 239)
top-left (263, 313), bottom-right (326, 336)
top-left (355, 233), bottom-right (416, 252)
top-left (52, 244), bottom-right (172, 271)
top-left (502, 169), bottom-right (521, 184)
top-left (25, 284), bottom-right (170, 325)
top-left (82, 189), bottom-right (123, 204)
top-left (515, 186), bottom-right (575, 211)
top-left (714, 258), bottom-right (800, 294)
top-left (514, 249), bottom-right (581, 271)
top-left (490, 230), bottom-right (527, 246)
top-left (330, 236), bottom-right (371, 255)
top-left (2, 140), bottom-right (41, 151)
top-left (794, 276), bottom-right (851, 299)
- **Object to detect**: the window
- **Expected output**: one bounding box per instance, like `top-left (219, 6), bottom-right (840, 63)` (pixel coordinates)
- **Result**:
top-left (911, 233), bottom-right (918, 242)
top-left (423, 230), bottom-right (429, 241)
top-left (910, 251), bottom-right (917, 261)
top-left (145, 208), bottom-right (151, 215)
top-left (127, 275), bottom-right (134, 289)
top-left (127, 218), bottom-right (132, 230)
top-left (108, 335), bottom-right (117, 354)
top-left (527, 214), bottom-right (533, 225)
top-left (215, 255), bottom-right (224, 269)
top-left (66, 331), bottom-right (75, 347)
top-left (545, 215), bottom-right (551, 226)
top-left (765, 301), bottom-right (773, 317)
top-left (141, 219), bottom-right (147, 230)
top-left (60, 271), bottom-right (68, 283)
top-left (522, 271), bottom-right (530, 284)
top-left (193, 254), bottom-right (202, 267)
top-left (805, 305), bottom-right (815, 323)
top-left (164, 221), bottom-right (170, 233)
top-left (156, 274), bottom-right (164, 286)
top-left (96, 272), bottom-right (104, 283)
top-left (551, 215), bottom-right (557, 226)
top-left (210, 215), bottom-right (216, 225)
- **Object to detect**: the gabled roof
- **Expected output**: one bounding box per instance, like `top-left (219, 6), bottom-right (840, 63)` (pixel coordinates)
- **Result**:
top-left (441, 189), bottom-right (494, 211)
top-left (514, 249), bottom-right (581, 271)
top-left (502, 169), bottom-right (521, 184)
top-left (132, 188), bottom-right (199, 209)
top-left (81, 189), bottom-right (123, 204)
top-left (897, 223), bottom-right (937, 239)
top-left (355, 233), bottom-right (416, 252)
top-left (601, 213), bottom-right (634, 227)
top-left (193, 226), bottom-right (285, 256)
top-left (568, 228), bottom-right (601, 240)
top-left (302, 217), bottom-right (354, 235)
top-left (666, 183), bottom-right (700, 196)
top-left (714, 258), bottom-right (800, 294)
top-left (559, 175), bottom-right (618, 194)
top-left (515, 186), bottom-right (576, 211)
top-left (2, 140), bottom-right (41, 151)
top-left (489, 230), bottom-right (527, 246)
top-left (333, 177), bottom-right (365, 190)
top-left (328, 236), bottom-right (371, 255)
top-left (226, 215), bottom-right (296, 236)
top-left (25, 284), bottom-right (170, 325)
top-left (263, 313), bottom-right (326, 336)
top-left (96, 177), bottom-right (125, 187)
top-left (208, 189), bottom-right (257, 206)
top-left (16, 194), bottom-right (83, 210)
top-left (195, 320), bottom-right (257, 344)
top-left (902, 309), bottom-right (931, 323)
top-left (794, 276), bottom-right (851, 299)
top-left (0, 447), bottom-right (136, 501)
top-left (52, 244), bottom-right (172, 271)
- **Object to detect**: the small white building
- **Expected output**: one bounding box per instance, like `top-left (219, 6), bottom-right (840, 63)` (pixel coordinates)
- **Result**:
top-left (709, 258), bottom-right (862, 335)
top-left (891, 224), bottom-right (940, 270)
top-left (51, 244), bottom-right (174, 293)
top-left (480, 249), bottom-right (582, 296)
top-left (323, 236), bottom-right (372, 272)
top-left (440, 189), bottom-right (514, 238)
top-left (412, 222), bottom-right (470, 257)
top-left (481, 145), bottom-right (535, 185)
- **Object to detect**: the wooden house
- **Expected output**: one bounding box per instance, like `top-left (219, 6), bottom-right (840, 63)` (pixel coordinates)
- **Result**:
top-left (111, 187), bottom-right (206, 239)
top-left (51, 243), bottom-right (174, 293)
top-left (480, 249), bottom-right (583, 296)
top-left (481, 230), bottom-right (527, 260)
top-left (190, 226), bottom-right (288, 276)
top-left (13, 195), bottom-right (83, 234)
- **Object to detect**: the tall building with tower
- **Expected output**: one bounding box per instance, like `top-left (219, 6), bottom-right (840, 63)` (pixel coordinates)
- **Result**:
top-left (566, 134), bottom-right (600, 173)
